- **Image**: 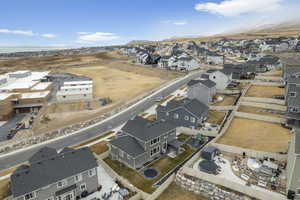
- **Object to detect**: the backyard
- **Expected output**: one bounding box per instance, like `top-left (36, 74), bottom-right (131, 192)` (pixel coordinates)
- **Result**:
top-left (213, 95), bottom-right (237, 106)
top-left (217, 117), bottom-right (291, 152)
top-left (104, 144), bottom-right (195, 193)
top-left (157, 182), bottom-right (207, 200)
top-left (245, 85), bottom-right (284, 98)
top-left (207, 111), bottom-right (227, 125)
top-left (238, 105), bottom-right (284, 118)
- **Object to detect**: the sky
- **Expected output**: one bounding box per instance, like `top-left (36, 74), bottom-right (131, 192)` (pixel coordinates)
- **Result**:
top-left (0, 0), bottom-right (300, 47)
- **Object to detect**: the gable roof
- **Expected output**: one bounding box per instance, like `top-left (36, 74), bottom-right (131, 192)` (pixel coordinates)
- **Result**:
top-left (121, 116), bottom-right (177, 141)
top-left (157, 98), bottom-right (208, 119)
top-left (187, 79), bottom-right (216, 88)
top-left (109, 135), bottom-right (146, 157)
top-left (11, 147), bottom-right (97, 198)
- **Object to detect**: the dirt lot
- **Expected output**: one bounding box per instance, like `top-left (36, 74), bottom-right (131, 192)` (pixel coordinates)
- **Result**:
top-left (217, 118), bottom-right (291, 152)
top-left (23, 51), bottom-right (181, 134)
top-left (245, 85), bottom-right (284, 98)
top-left (157, 182), bottom-right (207, 200)
top-left (207, 111), bottom-right (227, 125)
top-left (238, 105), bottom-right (284, 118)
top-left (213, 95), bottom-right (237, 106)
top-left (0, 179), bottom-right (10, 199)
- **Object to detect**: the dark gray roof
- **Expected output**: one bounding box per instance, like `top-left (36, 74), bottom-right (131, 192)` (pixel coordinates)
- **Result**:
top-left (199, 160), bottom-right (218, 174)
top-left (109, 135), bottom-right (146, 157)
top-left (11, 147), bottom-right (98, 197)
top-left (157, 98), bottom-right (208, 119)
top-left (201, 74), bottom-right (209, 79)
top-left (187, 79), bottom-right (216, 88)
top-left (29, 146), bottom-right (57, 164)
top-left (121, 116), bottom-right (177, 141)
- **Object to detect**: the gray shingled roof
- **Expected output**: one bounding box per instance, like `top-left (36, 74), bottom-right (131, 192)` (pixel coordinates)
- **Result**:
top-left (11, 147), bottom-right (98, 198)
top-left (157, 98), bottom-right (208, 119)
top-left (187, 79), bottom-right (216, 88)
top-left (121, 116), bottom-right (177, 141)
top-left (109, 135), bottom-right (146, 157)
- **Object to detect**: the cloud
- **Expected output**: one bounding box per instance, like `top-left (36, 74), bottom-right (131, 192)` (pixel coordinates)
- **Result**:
top-left (41, 33), bottom-right (57, 38)
top-left (160, 20), bottom-right (187, 26)
top-left (77, 32), bottom-right (120, 43)
top-left (195, 0), bottom-right (285, 16)
top-left (77, 32), bottom-right (90, 35)
top-left (0, 29), bottom-right (34, 36)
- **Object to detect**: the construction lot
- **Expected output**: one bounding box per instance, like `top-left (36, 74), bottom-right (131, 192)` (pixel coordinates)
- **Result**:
top-left (207, 111), bottom-right (227, 125)
top-left (216, 117), bottom-right (291, 153)
top-left (213, 95), bottom-right (237, 106)
top-left (1, 51), bottom-right (181, 134)
top-left (245, 85), bottom-right (284, 98)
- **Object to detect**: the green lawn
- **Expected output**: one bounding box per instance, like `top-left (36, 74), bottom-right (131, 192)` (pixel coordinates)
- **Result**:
top-left (104, 144), bottom-right (195, 193)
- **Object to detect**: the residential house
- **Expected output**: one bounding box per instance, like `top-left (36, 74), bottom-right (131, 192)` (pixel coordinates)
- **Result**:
top-left (156, 98), bottom-right (209, 129)
top-left (207, 70), bottom-right (231, 90)
top-left (285, 75), bottom-right (300, 127)
top-left (223, 64), bottom-right (256, 80)
top-left (286, 129), bottom-right (300, 199)
top-left (206, 51), bottom-right (224, 65)
top-left (10, 147), bottom-right (99, 200)
top-left (109, 116), bottom-right (180, 169)
top-left (187, 79), bottom-right (216, 105)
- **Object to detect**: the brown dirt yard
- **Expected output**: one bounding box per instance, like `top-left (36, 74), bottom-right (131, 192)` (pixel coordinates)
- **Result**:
top-left (238, 105), bottom-right (284, 118)
top-left (207, 111), bottom-right (227, 125)
top-left (157, 182), bottom-right (207, 200)
top-left (245, 85), bottom-right (284, 98)
top-left (26, 51), bottom-right (181, 133)
top-left (213, 95), bottom-right (237, 106)
top-left (217, 118), bottom-right (291, 153)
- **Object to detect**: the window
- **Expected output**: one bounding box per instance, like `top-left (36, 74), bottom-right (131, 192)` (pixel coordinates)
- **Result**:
top-left (88, 168), bottom-right (96, 177)
top-left (63, 96), bottom-right (66, 98)
top-left (80, 183), bottom-right (87, 191)
top-left (166, 112), bottom-right (169, 116)
top-left (150, 137), bottom-right (160, 146)
top-left (25, 192), bottom-right (35, 200)
top-left (190, 117), bottom-right (196, 123)
top-left (163, 142), bottom-right (167, 150)
top-left (174, 113), bottom-right (179, 119)
top-left (119, 150), bottom-right (124, 157)
top-left (296, 188), bottom-right (300, 195)
top-left (57, 180), bottom-right (66, 188)
top-left (184, 116), bottom-right (189, 121)
top-left (150, 146), bottom-right (160, 157)
top-left (290, 92), bottom-right (296, 97)
top-left (74, 174), bottom-right (82, 183)
top-left (84, 94), bottom-right (87, 97)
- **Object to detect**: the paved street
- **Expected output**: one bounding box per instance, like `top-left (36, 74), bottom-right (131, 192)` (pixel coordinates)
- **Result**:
top-left (0, 71), bottom-right (203, 170)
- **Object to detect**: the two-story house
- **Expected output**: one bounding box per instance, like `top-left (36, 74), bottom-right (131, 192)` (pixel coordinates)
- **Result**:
top-left (187, 79), bottom-right (216, 105)
top-left (109, 117), bottom-right (179, 169)
top-left (286, 128), bottom-right (300, 199)
top-left (206, 69), bottom-right (231, 90)
top-left (156, 98), bottom-right (208, 129)
top-left (285, 75), bottom-right (300, 127)
top-left (10, 147), bottom-right (99, 200)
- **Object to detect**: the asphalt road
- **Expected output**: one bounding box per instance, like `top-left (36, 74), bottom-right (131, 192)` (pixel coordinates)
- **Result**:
top-left (0, 71), bottom-right (203, 170)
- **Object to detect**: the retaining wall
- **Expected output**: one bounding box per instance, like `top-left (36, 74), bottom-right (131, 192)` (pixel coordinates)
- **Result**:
top-left (241, 97), bottom-right (285, 105)
top-left (209, 106), bottom-right (236, 111)
top-left (181, 167), bottom-right (287, 200)
top-left (235, 111), bottom-right (286, 124)
top-left (240, 101), bottom-right (286, 111)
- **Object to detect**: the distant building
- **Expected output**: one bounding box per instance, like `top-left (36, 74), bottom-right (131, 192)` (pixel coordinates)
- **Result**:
top-left (206, 51), bottom-right (224, 65)
top-left (187, 79), bottom-right (216, 105)
top-left (10, 146), bottom-right (99, 200)
top-left (56, 80), bottom-right (93, 102)
top-left (0, 70), bottom-right (52, 120)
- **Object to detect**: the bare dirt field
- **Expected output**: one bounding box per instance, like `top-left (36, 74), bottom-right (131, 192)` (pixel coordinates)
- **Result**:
top-left (5, 51), bottom-right (181, 134)
top-left (217, 118), bottom-right (291, 153)
top-left (213, 95), bottom-right (237, 106)
top-left (207, 111), bottom-right (227, 125)
top-left (245, 85), bottom-right (284, 98)
top-left (157, 182), bottom-right (207, 200)
top-left (238, 105), bottom-right (284, 118)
